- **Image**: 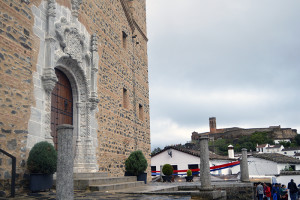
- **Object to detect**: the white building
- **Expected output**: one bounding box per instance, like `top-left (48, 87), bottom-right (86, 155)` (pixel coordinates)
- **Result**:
top-left (256, 144), bottom-right (270, 153)
top-left (274, 138), bottom-right (291, 144)
top-left (265, 145), bottom-right (284, 153)
top-left (248, 153), bottom-right (300, 186)
top-left (280, 147), bottom-right (300, 159)
top-left (151, 146), bottom-right (237, 176)
top-left (256, 144), bottom-right (284, 153)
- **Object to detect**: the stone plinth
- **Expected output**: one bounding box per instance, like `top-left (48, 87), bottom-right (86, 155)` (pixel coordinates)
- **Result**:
top-left (56, 124), bottom-right (74, 200)
top-left (191, 190), bottom-right (226, 200)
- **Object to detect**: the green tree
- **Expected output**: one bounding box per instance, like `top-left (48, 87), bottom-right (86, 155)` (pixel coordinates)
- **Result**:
top-left (208, 131), bottom-right (277, 154)
top-left (213, 138), bottom-right (228, 155)
top-left (293, 134), bottom-right (300, 146)
top-left (125, 150), bottom-right (148, 176)
top-left (250, 132), bottom-right (273, 146)
top-left (151, 147), bottom-right (162, 156)
top-left (279, 141), bottom-right (291, 148)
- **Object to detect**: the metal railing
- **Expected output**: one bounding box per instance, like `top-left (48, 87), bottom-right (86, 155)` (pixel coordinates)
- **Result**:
top-left (0, 149), bottom-right (16, 197)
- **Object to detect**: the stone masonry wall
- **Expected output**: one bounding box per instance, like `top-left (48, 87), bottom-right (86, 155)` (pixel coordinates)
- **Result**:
top-left (77, 0), bottom-right (150, 177)
top-left (0, 0), bottom-right (150, 196)
top-left (0, 0), bottom-right (41, 196)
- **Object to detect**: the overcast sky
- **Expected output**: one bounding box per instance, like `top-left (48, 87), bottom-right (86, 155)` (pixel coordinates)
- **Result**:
top-left (146, 0), bottom-right (300, 150)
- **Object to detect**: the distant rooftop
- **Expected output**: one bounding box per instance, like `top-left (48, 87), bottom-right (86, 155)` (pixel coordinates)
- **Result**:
top-left (152, 145), bottom-right (236, 161)
top-left (253, 153), bottom-right (300, 164)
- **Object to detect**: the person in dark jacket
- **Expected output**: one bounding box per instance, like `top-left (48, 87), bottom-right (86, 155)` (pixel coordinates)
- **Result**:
top-left (298, 184), bottom-right (300, 200)
top-left (288, 179), bottom-right (298, 200)
top-left (272, 183), bottom-right (280, 200)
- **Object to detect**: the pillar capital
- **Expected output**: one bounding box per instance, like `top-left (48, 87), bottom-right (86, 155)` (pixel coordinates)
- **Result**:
top-left (199, 135), bottom-right (209, 140)
top-left (57, 124), bottom-right (74, 131)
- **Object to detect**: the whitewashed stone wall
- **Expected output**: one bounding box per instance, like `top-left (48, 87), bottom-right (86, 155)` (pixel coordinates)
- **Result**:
top-left (151, 148), bottom-right (236, 176)
top-left (27, 0), bottom-right (99, 173)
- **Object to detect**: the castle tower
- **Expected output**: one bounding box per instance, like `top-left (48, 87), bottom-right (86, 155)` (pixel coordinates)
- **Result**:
top-left (209, 117), bottom-right (217, 133)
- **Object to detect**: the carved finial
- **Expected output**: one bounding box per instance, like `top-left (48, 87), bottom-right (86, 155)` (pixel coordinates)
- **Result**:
top-left (89, 92), bottom-right (99, 110)
top-left (91, 34), bottom-right (98, 52)
top-left (48, 0), bottom-right (56, 17)
top-left (42, 68), bottom-right (58, 93)
top-left (71, 0), bottom-right (82, 18)
top-left (21, 0), bottom-right (30, 4)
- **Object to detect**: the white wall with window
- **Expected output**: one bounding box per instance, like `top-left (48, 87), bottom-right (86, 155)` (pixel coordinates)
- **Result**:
top-left (151, 148), bottom-right (237, 176)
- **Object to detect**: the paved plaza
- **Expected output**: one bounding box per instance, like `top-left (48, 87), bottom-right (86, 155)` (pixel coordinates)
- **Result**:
top-left (1, 190), bottom-right (191, 200)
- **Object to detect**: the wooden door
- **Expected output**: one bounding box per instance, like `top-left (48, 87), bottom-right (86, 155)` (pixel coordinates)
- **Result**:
top-left (51, 69), bottom-right (73, 149)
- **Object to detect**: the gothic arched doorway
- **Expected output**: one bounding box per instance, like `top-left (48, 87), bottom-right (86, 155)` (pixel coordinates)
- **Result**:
top-left (51, 68), bottom-right (73, 149)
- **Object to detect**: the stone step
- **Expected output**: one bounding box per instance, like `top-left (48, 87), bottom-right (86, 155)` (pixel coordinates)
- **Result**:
top-left (114, 185), bottom-right (179, 193)
top-left (89, 181), bottom-right (145, 192)
top-left (73, 176), bottom-right (137, 190)
top-left (73, 172), bottom-right (108, 179)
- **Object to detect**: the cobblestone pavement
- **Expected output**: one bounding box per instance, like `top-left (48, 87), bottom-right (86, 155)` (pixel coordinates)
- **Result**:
top-left (2, 190), bottom-right (191, 200)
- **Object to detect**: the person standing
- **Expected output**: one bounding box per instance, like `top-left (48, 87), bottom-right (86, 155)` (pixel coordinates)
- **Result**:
top-left (273, 183), bottom-right (280, 200)
top-left (264, 183), bottom-right (271, 200)
top-left (273, 190), bottom-right (278, 200)
top-left (298, 184), bottom-right (300, 200)
top-left (297, 184), bottom-right (300, 200)
top-left (288, 179), bottom-right (298, 200)
top-left (256, 182), bottom-right (264, 200)
top-left (280, 184), bottom-right (288, 200)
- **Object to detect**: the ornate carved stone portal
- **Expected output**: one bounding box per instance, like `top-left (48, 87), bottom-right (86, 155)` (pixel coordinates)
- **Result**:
top-left (28, 0), bottom-right (99, 172)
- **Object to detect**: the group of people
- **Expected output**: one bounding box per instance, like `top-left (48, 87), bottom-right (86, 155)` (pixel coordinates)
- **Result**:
top-left (256, 179), bottom-right (300, 200)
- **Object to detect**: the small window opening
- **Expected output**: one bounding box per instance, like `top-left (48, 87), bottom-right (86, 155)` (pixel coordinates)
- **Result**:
top-left (139, 104), bottom-right (143, 120)
top-left (290, 165), bottom-right (296, 171)
top-left (122, 31), bottom-right (127, 49)
top-left (151, 166), bottom-right (156, 176)
top-left (123, 88), bottom-right (129, 109)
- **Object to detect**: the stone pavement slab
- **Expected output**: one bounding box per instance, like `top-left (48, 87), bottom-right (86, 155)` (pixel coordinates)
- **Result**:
top-left (2, 190), bottom-right (191, 200)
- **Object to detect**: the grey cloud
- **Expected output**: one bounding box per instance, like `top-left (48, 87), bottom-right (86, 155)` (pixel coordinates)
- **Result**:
top-left (147, 0), bottom-right (300, 149)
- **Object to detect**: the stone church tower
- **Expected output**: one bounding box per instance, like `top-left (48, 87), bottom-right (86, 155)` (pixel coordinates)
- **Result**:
top-left (0, 0), bottom-right (150, 185)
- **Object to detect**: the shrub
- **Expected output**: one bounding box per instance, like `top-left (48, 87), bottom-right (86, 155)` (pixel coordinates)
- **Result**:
top-left (125, 150), bottom-right (148, 176)
top-left (27, 141), bottom-right (57, 174)
top-left (162, 164), bottom-right (173, 176)
top-left (187, 169), bottom-right (192, 177)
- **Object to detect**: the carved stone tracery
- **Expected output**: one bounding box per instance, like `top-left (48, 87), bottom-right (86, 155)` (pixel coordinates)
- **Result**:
top-left (71, 0), bottom-right (82, 18)
top-left (42, 0), bottom-right (99, 172)
top-left (48, 0), bottom-right (56, 17)
top-left (55, 18), bottom-right (89, 64)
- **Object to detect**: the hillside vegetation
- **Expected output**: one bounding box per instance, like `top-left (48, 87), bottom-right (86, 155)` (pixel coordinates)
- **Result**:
top-left (209, 131), bottom-right (300, 155)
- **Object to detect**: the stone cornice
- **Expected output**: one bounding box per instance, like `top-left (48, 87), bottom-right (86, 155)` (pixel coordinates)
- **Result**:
top-left (120, 0), bottom-right (148, 42)
top-left (120, 0), bottom-right (135, 32)
top-left (133, 20), bottom-right (148, 42)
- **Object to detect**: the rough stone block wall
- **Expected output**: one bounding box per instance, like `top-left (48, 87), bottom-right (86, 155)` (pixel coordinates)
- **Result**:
top-left (0, 0), bottom-right (150, 196)
top-left (214, 183), bottom-right (254, 200)
top-left (0, 0), bottom-right (39, 196)
top-left (76, 0), bottom-right (150, 178)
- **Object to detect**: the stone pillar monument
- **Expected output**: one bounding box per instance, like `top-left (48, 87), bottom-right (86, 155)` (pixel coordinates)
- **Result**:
top-left (199, 136), bottom-right (213, 191)
top-left (56, 124), bottom-right (74, 200)
top-left (160, 165), bottom-right (164, 182)
top-left (240, 148), bottom-right (250, 182)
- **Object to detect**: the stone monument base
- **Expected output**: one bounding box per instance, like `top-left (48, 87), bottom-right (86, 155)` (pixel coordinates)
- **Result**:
top-left (191, 190), bottom-right (226, 200)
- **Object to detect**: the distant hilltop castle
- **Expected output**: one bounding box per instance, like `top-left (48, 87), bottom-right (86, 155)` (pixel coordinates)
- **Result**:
top-left (192, 117), bottom-right (297, 142)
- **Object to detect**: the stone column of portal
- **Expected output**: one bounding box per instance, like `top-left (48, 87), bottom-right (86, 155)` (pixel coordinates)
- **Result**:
top-left (56, 125), bottom-right (74, 200)
top-left (199, 136), bottom-right (213, 191)
top-left (240, 148), bottom-right (250, 182)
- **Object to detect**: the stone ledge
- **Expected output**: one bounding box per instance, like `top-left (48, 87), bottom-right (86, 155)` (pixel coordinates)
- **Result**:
top-left (280, 170), bottom-right (300, 175)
